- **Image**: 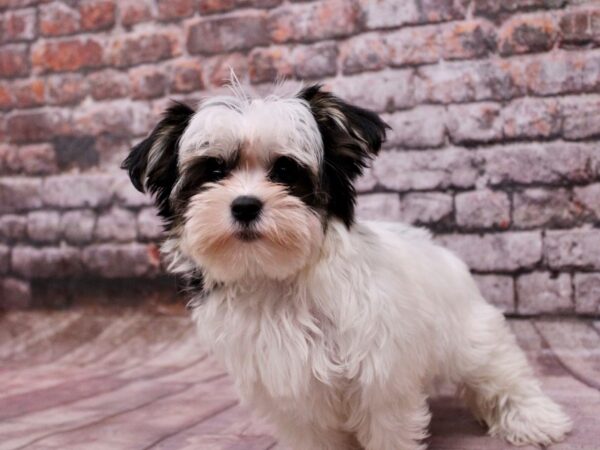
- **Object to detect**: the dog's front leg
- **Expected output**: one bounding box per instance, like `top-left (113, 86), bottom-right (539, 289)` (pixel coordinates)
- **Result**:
top-left (354, 392), bottom-right (431, 450)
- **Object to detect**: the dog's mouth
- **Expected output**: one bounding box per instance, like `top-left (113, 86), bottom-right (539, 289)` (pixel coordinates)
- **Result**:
top-left (235, 228), bottom-right (262, 242)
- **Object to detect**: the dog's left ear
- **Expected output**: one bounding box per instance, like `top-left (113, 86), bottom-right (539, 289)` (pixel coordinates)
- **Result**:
top-left (299, 84), bottom-right (389, 227)
top-left (121, 102), bottom-right (194, 223)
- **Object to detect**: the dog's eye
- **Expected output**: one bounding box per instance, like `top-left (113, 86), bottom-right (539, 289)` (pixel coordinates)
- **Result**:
top-left (205, 157), bottom-right (228, 182)
top-left (270, 156), bottom-right (299, 185)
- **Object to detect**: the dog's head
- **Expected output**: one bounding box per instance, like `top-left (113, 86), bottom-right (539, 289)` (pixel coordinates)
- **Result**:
top-left (122, 84), bottom-right (388, 283)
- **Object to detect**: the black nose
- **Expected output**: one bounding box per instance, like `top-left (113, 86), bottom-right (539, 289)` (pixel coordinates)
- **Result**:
top-left (231, 196), bottom-right (263, 224)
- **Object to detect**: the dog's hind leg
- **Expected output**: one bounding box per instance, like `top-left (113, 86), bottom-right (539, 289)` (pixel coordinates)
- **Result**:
top-left (458, 302), bottom-right (572, 446)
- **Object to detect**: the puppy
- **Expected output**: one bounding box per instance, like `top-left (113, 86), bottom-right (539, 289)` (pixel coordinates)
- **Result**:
top-left (123, 82), bottom-right (572, 450)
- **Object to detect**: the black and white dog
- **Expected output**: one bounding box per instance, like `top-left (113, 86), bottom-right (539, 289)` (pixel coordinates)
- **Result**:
top-left (123, 81), bottom-right (571, 450)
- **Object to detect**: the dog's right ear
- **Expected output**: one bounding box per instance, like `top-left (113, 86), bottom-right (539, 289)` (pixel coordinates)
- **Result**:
top-left (121, 102), bottom-right (194, 221)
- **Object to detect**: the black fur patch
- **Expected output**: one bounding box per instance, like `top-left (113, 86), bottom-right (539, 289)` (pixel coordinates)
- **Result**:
top-left (121, 102), bottom-right (194, 226)
top-left (299, 85), bottom-right (389, 227)
top-left (268, 155), bottom-right (321, 209)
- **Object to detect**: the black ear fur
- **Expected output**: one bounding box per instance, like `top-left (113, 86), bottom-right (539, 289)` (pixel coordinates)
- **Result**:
top-left (299, 84), bottom-right (389, 227)
top-left (121, 102), bottom-right (194, 222)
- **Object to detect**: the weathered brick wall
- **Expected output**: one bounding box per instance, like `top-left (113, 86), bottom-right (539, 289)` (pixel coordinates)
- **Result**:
top-left (0, 0), bottom-right (599, 314)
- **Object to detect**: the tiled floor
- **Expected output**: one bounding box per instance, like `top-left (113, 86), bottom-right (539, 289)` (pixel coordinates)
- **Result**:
top-left (1, 308), bottom-right (598, 449)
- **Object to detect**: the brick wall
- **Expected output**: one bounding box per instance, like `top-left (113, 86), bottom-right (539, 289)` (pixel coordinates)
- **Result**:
top-left (0, 0), bottom-right (599, 314)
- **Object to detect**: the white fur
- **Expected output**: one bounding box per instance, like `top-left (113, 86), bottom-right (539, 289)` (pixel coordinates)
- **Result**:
top-left (189, 220), bottom-right (572, 449)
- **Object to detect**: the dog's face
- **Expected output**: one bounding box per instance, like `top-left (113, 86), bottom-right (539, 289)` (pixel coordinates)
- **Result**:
top-left (123, 85), bottom-right (388, 283)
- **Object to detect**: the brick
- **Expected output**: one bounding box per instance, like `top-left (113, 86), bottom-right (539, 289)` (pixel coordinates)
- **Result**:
top-left (0, 8), bottom-right (36, 42)
top-left (340, 33), bottom-right (389, 75)
top-left (199, 0), bottom-right (282, 14)
top-left (82, 243), bottom-right (161, 278)
top-left (447, 103), bottom-right (503, 144)
top-left (0, 214), bottom-right (27, 243)
top-left (502, 97), bottom-right (561, 139)
top-left (32, 39), bottom-right (103, 73)
top-left (574, 183), bottom-right (600, 220)
top-left (138, 208), bottom-right (165, 240)
top-left (39, 2), bottom-right (79, 36)
top-left (293, 42), bottom-right (338, 79)
top-left (561, 95), bottom-right (600, 140)
top-left (42, 175), bottom-right (114, 209)
top-left (356, 193), bottom-right (402, 221)
top-left (0, 178), bottom-right (42, 213)
top-left (269, 0), bottom-right (361, 43)
top-left (499, 13), bottom-right (558, 55)
top-left (384, 106), bottom-right (446, 148)
top-left (401, 192), bottom-right (453, 225)
top-left (474, 274), bottom-right (515, 313)
top-left (110, 34), bottom-right (174, 68)
top-left (574, 273), bottom-right (600, 314)
top-left (0, 243), bottom-right (8, 273)
top-left (46, 73), bottom-right (88, 105)
top-left (130, 66), bottom-right (168, 100)
top-left (7, 109), bottom-right (70, 143)
top-left (4, 143), bottom-right (58, 175)
top-left (11, 78), bottom-right (45, 108)
top-left (456, 190), bottom-right (511, 229)
top-left (72, 101), bottom-right (153, 138)
top-left (157, 0), bottom-right (194, 20)
top-left (0, 82), bottom-right (11, 109)
top-left (559, 9), bottom-right (600, 46)
top-left (205, 52), bottom-right (248, 87)
top-left (0, 278), bottom-right (31, 309)
top-left (53, 135), bottom-right (98, 171)
top-left (120, 0), bottom-right (153, 27)
top-left (373, 149), bottom-right (478, 192)
top-left (416, 59), bottom-right (524, 104)
top-left (436, 231), bottom-right (543, 272)
top-left (95, 208), bottom-right (137, 242)
top-left (0, 44), bottom-right (29, 78)
top-left (545, 229), bottom-right (600, 269)
top-left (387, 25), bottom-right (440, 67)
top-left (79, 0), bottom-right (115, 31)
top-left (332, 70), bottom-right (415, 113)
top-left (12, 246), bottom-right (83, 278)
top-left (359, 0), bottom-right (419, 30)
top-left (483, 142), bottom-right (600, 187)
top-left (170, 59), bottom-right (204, 93)
top-left (89, 69), bottom-right (130, 100)
top-left (61, 210), bottom-right (96, 244)
top-left (420, 0), bottom-right (469, 22)
top-left (473, 0), bottom-right (565, 18)
top-left (513, 188), bottom-right (582, 228)
top-left (517, 272), bottom-right (573, 314)
top-left (356, 166), bottom-right (378, 193)
top-left (188, 12), bottom-right (268, 54)
top-left (249, 46), bottom-right (293, 84)
top-left (113, 175), bottom-right (152, 207)
top-left (27, 210), bottom-right (61, 243)
top-left (441, 19), bottom-right (497, 60)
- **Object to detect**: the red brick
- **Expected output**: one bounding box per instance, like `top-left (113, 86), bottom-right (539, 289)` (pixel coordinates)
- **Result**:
top-left (249, 46), bottom-right (293, 84)
top-left (188, 12), bottom-right (269, 55)
top-left (89, 69), bottom-right (130, 100)
top-left (420, 0), bottom-right (469, 23)
top-left (340, 33), bottom-right (389, 75)
top-left (499, 13), bottom-right (558, 55)
top-left (110, 33), bottom-right (174, 68)
top-left (120, 0), bottom-right (153, 27)
top-left (447, 102), bottom-right (503, 144)
top-left (513, 188), bottom-right (582, 228)
top-left (7, 110), bottom-right (70, 143)
top-left (0, 8), bottom-right (36, 42)
top-left (574, 183), bottom-right (600, 220)
top-left (0, 44), bottom-right (28, 77)
top-left (46, 74), bottom-right (88, 106)
top-left (199, 0), bottom-right (282, 14)
top-left (385, 106), bottom-right (446, 148)
top-left (387, 25), bottom-right (440, 67)
top-left (502, 97), bottom-right (561, 139)
top-left (517, 272), bottom-right (573, 314)
top-left (130, 66), bottom-right (168, 100)
top-left (546, 229), bottom-right (600, 270)
top-left (293, 42), bottom-right (338, 79)
top-left (39, 2), bottom-right (80, 36)
top-left (356, 193), bottom-right (402, 221)
top-left (456, 190), bottom-right (511, 229)
top-left (4, 143), bottom-right (57, 175)
top-left (473, 0), bottom-right (566, 18)
top-left (73, 101), bottom-right (154, 137)
top-left (157, 0), bottom-right (194, 20)
top-left (0, 83), bottom-right (11, 109)
top-left (32, 38), bottom-right (103, 73)
top-left (12, 246), bottom-right (83, 278)
top-left (441, 20), bottom-right (497, 60)
top-left (559, 9), bottom-right (600, 45)
top-left (269, 0), bottom-right (361, 43)
top-left (169, 59), bottom-right (204, 93)
top-left (79, 0), bottom-right (116, 31)
top-left (205, 52), bottom-right (248, 86)
top-left (12, 78), bottom-right (45, 108)
top-left (359, 0), bottom-right (420, 30)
